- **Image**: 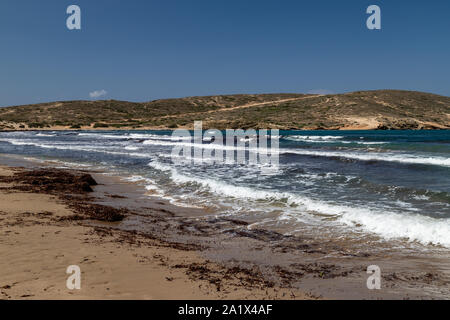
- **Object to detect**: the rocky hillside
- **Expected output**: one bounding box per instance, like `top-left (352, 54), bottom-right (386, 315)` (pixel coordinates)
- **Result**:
top-left (0, 90), bottom-right (448, 130)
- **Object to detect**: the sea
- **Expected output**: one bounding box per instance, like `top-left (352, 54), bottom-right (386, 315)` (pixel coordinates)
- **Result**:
top-left (0, 130), bottom-right (449, 249)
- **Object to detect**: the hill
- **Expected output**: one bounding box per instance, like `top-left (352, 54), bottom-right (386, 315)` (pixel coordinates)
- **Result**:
top-left (0, 90), bottom-right (449, 130)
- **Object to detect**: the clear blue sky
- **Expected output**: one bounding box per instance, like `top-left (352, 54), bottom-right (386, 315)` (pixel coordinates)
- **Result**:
top-left (0, 0), bottom-right (449, 106)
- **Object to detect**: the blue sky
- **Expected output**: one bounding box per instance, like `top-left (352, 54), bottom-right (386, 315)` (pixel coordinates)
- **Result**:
top-left (0, 0), bottom-right (449, 106)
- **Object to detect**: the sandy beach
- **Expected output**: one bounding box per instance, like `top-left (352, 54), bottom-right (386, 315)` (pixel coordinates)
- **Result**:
top-left (0, 163), bottom-right (311, 300)
top-left (0, 154), bottom-right (449, 300)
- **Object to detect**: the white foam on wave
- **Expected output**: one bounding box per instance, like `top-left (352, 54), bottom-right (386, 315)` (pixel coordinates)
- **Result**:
top-left (283, 149), bottom-right (450, 167)
top-left (339, 209), bottom-right (450, 247)
top-left (0, 131), bottom-right (34, 137)
top-left (339, 141), bottom-right (389, 145)
top-left (148, 160), bottom-right (450, 247)
top-left (0, 138), bottom-right (158, 159)
top-left (145, 138), bottom-right (450, 168)
top-left (0, 139), bottom-right (74, 149)
top-left (122, 175), bottom-right (163, 196)
top-left (284, 135), bottom-right (389, 145)
top-left (129, 133), bottom-right (192, 141)
top-left (0, 139), bottom-right (117, 152)
top-left (124, 145), bottom-right (140, 151)
top-left (78, 133), bottom-right (128, 139)
top-left (285, 135), bottom-right (344, 143)
top-left (124, 175), bottom-right (148, 183)
top-left (413, 194), bottom-right (431, 201)
top-left (46, 160), bottom-right (91, 168)
top-left (35, 133), bottom-right (56, 137)
top-left (2, 136), bottom-right (448, 169)
top-left (77, 132), bottom-right (187, 141)
top-left (142, 139), bottom-right (276, 155)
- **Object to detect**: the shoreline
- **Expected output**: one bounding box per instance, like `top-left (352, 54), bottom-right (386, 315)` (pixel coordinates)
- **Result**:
top-left (0, 158), bottom-right (312, 300)
top-left (1, 127), bottom-right (449, 132)
top-left (0, 154), bottom-right (449, 299)
top-left (1, 90), bottom-right (449, 132)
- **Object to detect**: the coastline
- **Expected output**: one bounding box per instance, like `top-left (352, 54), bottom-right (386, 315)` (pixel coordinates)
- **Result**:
top-left (0, 158), bottom-right (311, 300)
top-left (0, 154), bottom-right (449, 300)
top-left (0, 126), bottom-right (449, 132)
top-left (1, 90), bottom-right (448, 132)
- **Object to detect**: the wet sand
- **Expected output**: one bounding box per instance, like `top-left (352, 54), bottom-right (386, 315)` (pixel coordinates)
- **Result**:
top-left (0, 163), bottom-right (310, 299)
top-left (0, 154), bottom-right (449, 300)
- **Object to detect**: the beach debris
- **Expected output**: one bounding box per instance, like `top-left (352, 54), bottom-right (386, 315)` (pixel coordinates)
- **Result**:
top-left (0, 169), bottom-right (98, 194)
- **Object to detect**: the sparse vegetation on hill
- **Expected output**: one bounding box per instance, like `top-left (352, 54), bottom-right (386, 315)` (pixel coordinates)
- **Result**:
top-left (0, 90), bottom-right (448, 130)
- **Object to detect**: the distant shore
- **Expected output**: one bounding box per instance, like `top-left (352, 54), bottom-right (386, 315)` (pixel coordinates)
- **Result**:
top-left (1, 126), bottom-right (449, 132)
top-left (1, 90), bottom-right (448, 131)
